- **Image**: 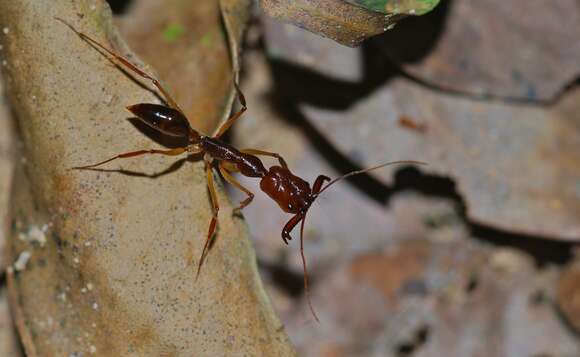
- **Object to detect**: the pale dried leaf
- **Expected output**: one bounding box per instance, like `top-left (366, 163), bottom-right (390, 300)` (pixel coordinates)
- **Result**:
top-left (0, 0), bottom-right (295, 355)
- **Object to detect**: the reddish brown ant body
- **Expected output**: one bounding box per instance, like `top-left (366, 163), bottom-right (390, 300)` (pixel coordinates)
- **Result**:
top-left (57, 18), bottom-right (424, 321)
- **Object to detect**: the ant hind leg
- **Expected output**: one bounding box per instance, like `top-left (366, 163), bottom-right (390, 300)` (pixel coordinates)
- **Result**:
top-left (196, 159), bottom-right (220, 279)
top-left (55, 17), bottom-right (182, 112)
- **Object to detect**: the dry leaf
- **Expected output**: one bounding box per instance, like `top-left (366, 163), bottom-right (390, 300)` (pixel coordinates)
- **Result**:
top-left (260, 0), bottom-right (410, 47)
top-left (234, 27), bottom-right (579, 356)
top-left (557, 260), bottom-right (580, 333)
top-left (0, 0), bottom-right (295, 355)
top-left (0, 69), bottom-right (22, 357)
top-left (379, 0), bottom-right (580, 100)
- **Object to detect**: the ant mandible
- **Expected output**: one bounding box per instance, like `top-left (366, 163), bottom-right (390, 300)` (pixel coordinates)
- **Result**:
top-left (56, 18), bottom-right (424, 322)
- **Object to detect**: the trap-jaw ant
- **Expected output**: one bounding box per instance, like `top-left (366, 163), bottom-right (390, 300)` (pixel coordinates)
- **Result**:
top-left (57, 18), bottom-right (424, 321)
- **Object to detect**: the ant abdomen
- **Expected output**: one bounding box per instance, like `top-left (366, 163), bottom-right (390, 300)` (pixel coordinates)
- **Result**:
top-left (127, 103), bottom-right (192, 139)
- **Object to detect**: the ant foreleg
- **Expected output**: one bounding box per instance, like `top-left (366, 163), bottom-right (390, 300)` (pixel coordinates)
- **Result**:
top-left (218, 162), bottom-right (254, 211)
top-left (240, 149), bottom-right (288, 169)
top-left (197, 159), bottom-right (220, 279)
top-left (281, 213), bottom-right (304, 245)
top-left (72, 147), bottom-right (187, 170)
top-left (214, 81), bottom-right (247, 138)
top-left (55, 17), bottom-right (182, 112)
top-left (312, 175), bottom-right (331, 194)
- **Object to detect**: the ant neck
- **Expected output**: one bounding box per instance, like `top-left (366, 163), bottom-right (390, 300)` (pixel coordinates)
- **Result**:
top-left (189, 130), bottom-right (202, 144)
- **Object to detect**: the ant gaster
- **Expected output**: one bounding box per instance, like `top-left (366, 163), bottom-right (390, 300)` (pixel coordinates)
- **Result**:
top-left (56, 18), bottom-right (424, 322)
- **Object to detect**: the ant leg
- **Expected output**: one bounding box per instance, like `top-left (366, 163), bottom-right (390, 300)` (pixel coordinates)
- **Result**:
top-left (312, 175), bottom-right (331, 194)
top-left (72, 147), bottom-right (187, 169)
top-left (197, 159), bottom-right (220, 279)
top-left (55, 17), bottom-right (182, 112)
top-left (217, 162), bottom-right (254, 211)
top-left (240, 149), bottom-right (288, 169)
top-left (281, 213), bottom-right (303, 245)
top-left (214, 81), bottom-right (247, 138)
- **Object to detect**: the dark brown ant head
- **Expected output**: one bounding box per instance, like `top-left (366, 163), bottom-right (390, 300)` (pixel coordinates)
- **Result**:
top-left (127, 104), bottom-right (201, 143)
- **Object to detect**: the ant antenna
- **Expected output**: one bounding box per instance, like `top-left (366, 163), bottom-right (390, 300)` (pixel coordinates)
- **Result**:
top-left (300, 213), bottom-right (320, 323)
top-left (316, 160), bottom-right (427, 196)
top-left (298, 160), bottom-right (425, 322)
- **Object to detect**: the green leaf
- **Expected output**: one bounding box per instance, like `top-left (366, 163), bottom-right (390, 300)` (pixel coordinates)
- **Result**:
top-left (355, 0), bottom-right (440, 15)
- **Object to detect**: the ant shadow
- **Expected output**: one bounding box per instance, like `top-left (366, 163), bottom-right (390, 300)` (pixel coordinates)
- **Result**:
top-left (128, 118), bottom-right (189, 149)
top-left (80, 156), bottom-right (190, 179)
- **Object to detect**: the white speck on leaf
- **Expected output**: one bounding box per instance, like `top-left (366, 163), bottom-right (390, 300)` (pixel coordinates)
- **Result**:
top-left (18, 224), bottom-right (48, 247)
top-left (57, 292), bottom-right (67, 302)
top-left (14, 251), bottom-right (31, 271)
